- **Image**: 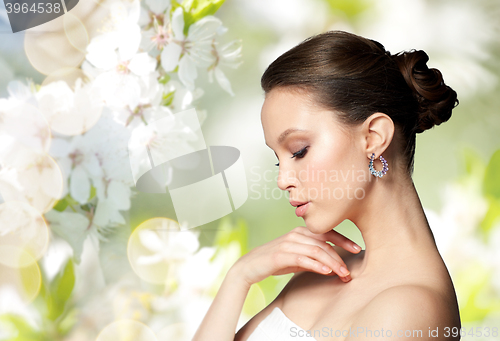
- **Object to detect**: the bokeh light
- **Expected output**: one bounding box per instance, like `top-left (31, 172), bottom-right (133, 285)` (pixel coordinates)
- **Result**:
top-left (0, 246), bottom-right (42, 305)
top-left (0, 149), bottom-right (63, 213)
top-left (156, 322), bottom-right (190, 341)
top-left (127, 218), bottom-right (197, 284)
top-left (24, 15), bottom-right (87, 75)
top-left (0, 102), bottom-right (52, 153)
top-left (41, 67), bottom-right (89, 89)
top-left (36, 79), bottom-right (103, 136)
top-left (0, 201), bottom-right (49, 267)
top-left (63, 12), bottom-right (89, 53)
top-left (96, 319), bottom-right (158, 341)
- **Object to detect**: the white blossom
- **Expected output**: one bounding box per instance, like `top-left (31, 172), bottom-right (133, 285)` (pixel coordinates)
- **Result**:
top-left (36, 79), bottom-right (103, 136)
top-left (207, 39), bottom-right (243, 96)
top-left (160, 7), bottom-right (222, 90)
top-left (137, 224), bottom-right (199, 265)
top-left (85, 0), bottom-right (158, 109)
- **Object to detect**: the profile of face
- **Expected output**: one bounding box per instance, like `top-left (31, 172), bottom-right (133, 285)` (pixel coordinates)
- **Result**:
top-left (261, 88), bottom-right (384, 234)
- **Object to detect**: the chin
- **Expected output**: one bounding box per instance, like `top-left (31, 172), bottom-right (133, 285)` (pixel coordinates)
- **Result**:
top-left (304, 214), bottom-right (343, 235)
top-left (304, 220), bottom-right (327, 235)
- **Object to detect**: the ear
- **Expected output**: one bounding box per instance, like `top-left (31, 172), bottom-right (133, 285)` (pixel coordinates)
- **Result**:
top-left (360, 113), bottom-right (394, 159)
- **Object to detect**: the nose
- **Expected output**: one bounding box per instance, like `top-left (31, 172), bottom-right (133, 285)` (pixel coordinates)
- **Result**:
top-left (277, 166), bottom-right (298, 191)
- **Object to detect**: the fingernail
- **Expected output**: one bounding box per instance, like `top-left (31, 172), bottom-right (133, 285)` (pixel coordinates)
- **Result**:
top-left (343, 274), bottom-right (352, 282)
top-left (339, 266), bottom-right (350, 276)
top-left (353, 244), bottom-right (361, 251)
top-left (322, 265), bottom-right (333, 273)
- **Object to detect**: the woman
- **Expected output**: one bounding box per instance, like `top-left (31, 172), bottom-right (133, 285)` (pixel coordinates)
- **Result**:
top-left (193, 30), bottom-right (461, 341)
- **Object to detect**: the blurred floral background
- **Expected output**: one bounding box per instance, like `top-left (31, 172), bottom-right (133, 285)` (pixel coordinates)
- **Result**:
top-left (0, 0), bottom-right (499, 340)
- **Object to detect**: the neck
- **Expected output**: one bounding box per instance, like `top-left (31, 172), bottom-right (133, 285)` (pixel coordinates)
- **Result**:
top-left (348, 173), bottom-right (438, 276)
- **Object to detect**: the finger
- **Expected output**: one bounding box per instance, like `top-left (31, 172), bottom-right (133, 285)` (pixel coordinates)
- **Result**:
top-left (291, 226), bottom-right (361, 254)
top-left (282, 236), bottom-right (351, 280)
top-left (277, 251), bottom-right (336, 276)
top-left (280, 243), bottom-right (351, 279)
top-left (281, 237), bottom-right (346, 268)
top-left (313, 229), bottom-right (361, 254)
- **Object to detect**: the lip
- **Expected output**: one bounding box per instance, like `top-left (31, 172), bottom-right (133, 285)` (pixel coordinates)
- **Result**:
top-left (290, 200), bottom-right (309, 207)
top-left (294, 202), bottom-right (310, 217)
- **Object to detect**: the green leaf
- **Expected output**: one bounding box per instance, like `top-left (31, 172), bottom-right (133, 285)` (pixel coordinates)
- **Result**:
top-left (182, 12), bottom-right (195, 36)
top-left (0, 314), bottom-right (33, 333)
top-left (182, 0), bottom-right (225, 35)
top-left (159, 74), bottom-right (171, 84)
top-left (483, 149), bottom-right (500, 200)
top-left (213, 216), bottom-right (248, 256)
top-left (47, 259), bottom-right (75, 321)
top-left (161, 90), bottom-right (176, 107)
top-left (80, 204), bottom-right (92, 212)
top-left (242, 283), bottom-right (266, 317)
top-left (52, 191), bottom-right (88, 212)
top-left (89, 185), bottom-right (96, 201)
top-left (454, 262), bottom-right (500, 323)
top-left (181, 0), bottom-right (196, 11)
top-left (480, 197), bottom-right (500, 238)
top-left (65, 194), bottom-right (79, 207)
top-left (57, 308), bottom-right (78, 335)
top-left (258, 273), bottom-right (293, 306)
top-left (0, 314), bottom-right (40, 340)
top-left (323, 0), bottom-right (371, 19)
top-left (19, 261), bottom-right (41, 303)
top-left (192, 0), bottom-right (225, 21)
top-left (462, 147), bottom-right (485, 177)
top-left (54, 259), bottom-right (75, 303)
top-left (52, 199), bottom-right (68, 212)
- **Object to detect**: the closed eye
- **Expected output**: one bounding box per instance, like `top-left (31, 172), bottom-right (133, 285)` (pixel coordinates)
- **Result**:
top-left (275, 146), bottom-right (308, 167)
top-left (292, 146), bottom-right (308, 159)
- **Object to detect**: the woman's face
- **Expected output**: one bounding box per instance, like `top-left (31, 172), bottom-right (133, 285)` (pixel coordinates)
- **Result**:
top-left (261, 88), bottom-right (371, 234)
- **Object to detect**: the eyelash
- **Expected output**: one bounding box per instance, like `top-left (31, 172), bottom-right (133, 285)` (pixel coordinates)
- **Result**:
top-left (275, 146), bottom-right (308, 167)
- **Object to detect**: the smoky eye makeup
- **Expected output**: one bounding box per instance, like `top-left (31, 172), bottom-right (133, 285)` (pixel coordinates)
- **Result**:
top-left (274, 146), bottom-right (309, 167)
top-left (291, 146), bottom-right (308, 159)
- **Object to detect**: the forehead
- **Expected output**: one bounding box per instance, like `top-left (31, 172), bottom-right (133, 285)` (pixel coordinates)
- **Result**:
top-left (261, 88), bottom-right (325, 146)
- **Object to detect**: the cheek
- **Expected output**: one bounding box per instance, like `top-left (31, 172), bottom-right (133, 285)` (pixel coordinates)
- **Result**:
top-left (306, 144), bottom-right (366, 201)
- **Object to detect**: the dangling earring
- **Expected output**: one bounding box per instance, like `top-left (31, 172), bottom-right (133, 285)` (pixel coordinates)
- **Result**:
top-left (369, 153), bottom-right (389, 178)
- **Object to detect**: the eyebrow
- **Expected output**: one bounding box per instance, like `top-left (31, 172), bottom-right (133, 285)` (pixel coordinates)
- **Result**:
top-left (277, 128), bottom-right (308, 144)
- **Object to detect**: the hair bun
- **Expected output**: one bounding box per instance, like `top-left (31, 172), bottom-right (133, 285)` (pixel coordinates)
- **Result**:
top-left (391, 50), bottom-right (458, 134)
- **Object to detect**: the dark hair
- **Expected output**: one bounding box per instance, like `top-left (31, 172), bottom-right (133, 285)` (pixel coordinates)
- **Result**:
top-left (260, 30), bottom-right (458, 176)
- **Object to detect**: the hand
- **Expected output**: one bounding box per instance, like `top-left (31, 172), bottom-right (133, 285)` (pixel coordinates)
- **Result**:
top-left (233, 226), bottom-right (361, 287)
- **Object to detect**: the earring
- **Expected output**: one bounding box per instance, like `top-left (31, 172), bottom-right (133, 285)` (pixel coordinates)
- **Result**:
top-left (369, 153), bottom-right (389, 178)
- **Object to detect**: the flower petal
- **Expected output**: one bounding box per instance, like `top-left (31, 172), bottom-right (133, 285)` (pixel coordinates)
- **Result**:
top-left (187, 15), bottom-right (221, 42)
top-left (171, 6), bottom-right (185, 40)
top-left (93, 200), bottom-right (126, 227)
top-left (138, 229), bottom-right (164, 252)
top-left (44, 210), bottom-right (90, 264)
top-left (92, 200), bottom-right (110, 227)
top-left (146, 0), bottom-right (171, 14)
top-left (83, 153), bottom-right (103, 179)
top-left (161, 43), bottom-right (182, 72)
top-left (178, 55), bottom-right (198, 90)
top-left (49, 138), bottom-right (72, 158)
top-left (107, 180), bottom-right (131, 210)
top-left (70, 165), bottom-right (90, 204)
top-left (117, 24), bottom-right (141, 61)
top-left (214, 67), bottom-right (234, 96)
top-left (137, 254), bottom-right (164, 265)
top-left (93, 72), bottom-right (141, 109)
top-left (86, 33), bottom-right (120, 70)
top-left (129, 52), bottom-right (157, 76)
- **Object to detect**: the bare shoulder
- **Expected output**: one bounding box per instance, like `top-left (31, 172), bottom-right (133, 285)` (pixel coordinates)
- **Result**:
top-left (346, 285), bottom-right (460, 341)
top-left (234, 272), bottom-right (303, 341)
